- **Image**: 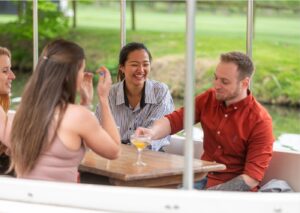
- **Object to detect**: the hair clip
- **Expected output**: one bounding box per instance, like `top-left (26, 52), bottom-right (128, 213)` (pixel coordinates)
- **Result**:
top-left (43, 56), bottom-right (48, 60)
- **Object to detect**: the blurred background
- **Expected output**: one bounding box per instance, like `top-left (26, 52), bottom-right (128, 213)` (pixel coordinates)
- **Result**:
top-left (0, 0), bottom-right (299, 139)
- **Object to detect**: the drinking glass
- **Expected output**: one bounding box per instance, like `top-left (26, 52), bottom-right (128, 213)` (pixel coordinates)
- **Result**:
top-left (130, 134), bottom-right (151, 166)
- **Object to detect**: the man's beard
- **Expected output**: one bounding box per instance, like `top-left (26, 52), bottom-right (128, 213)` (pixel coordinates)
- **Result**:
top-left (215, 87), bottom-right (240, 102)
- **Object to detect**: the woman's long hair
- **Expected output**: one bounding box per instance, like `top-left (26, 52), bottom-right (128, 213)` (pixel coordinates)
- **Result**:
top-left (10, 39), bottom-right (85, 175)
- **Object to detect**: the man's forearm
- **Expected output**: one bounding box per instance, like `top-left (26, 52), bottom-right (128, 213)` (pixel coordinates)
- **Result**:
top-left (151, 117), bottom-right (172, 140)
top-left (207, 175), bottom-right (251, 191)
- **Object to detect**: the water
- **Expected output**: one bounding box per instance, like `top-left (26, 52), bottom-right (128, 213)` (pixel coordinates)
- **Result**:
top-left (264, 105), bottom-right (300, 138)
top-left (173, 99), bottom-right (300, 139)
top-left (10, 96), bottom-right (300, 140)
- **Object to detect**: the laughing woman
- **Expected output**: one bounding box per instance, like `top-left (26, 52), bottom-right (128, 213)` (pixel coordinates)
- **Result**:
top-left (0, 47), bottom-right (16, 174)
top-left (96, 42), bottom-right (174, 151)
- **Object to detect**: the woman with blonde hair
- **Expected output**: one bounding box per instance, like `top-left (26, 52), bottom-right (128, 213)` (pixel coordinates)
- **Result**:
top-left (8, 39), bottom-right (120, 182)
top-left (0, 46), bottom-right (16, 173)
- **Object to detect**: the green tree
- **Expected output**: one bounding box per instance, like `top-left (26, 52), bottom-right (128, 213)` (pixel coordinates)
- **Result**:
top-left (0, 1), bottom-right (69, 72)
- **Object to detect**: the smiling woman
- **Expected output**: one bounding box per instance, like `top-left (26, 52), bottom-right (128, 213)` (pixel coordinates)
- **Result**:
top-left (95, 42), bottom-right (174, 151)
top-left (0, 47), bottom-right (15, 112)
top-left (0, 46), bottom-right (16, 174)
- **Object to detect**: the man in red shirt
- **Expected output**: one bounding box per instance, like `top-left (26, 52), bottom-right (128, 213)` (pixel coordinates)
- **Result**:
top-left (136, 51), bottom-right (274, 191)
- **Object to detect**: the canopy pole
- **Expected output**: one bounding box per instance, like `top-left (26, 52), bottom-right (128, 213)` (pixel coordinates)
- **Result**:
top-left (246, 0), bottom-right (253, 59)
top-left (120, 0), bottom-right (126, 48)
top-left (183, 0), bottom-right (196, 190)
top-left (33, 0), bottom-right (38, 70)
top-left (246, 0), bottom-right (254, 88)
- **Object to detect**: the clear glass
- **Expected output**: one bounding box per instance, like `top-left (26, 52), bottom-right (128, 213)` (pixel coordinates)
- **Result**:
top-left (130, 134), bottom-right (151, 166)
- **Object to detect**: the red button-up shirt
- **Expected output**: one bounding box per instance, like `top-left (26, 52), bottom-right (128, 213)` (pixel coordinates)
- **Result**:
top-left (166, 89), bottom-right (274, 188)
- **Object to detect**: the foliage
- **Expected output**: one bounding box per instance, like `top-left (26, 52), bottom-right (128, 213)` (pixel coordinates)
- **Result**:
top-left (0, 1), bottom-right (69, 72)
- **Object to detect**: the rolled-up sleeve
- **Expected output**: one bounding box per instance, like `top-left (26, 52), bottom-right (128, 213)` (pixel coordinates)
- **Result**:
top-left (244, 117), bottom-right (275, 182)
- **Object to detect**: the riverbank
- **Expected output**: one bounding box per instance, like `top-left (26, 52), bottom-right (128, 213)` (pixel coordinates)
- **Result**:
top-left (10, 71), bottom-right (299, 139)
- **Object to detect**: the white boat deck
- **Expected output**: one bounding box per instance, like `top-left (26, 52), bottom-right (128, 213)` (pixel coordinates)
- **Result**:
top-left (0, 177), bottom-right (299, 213)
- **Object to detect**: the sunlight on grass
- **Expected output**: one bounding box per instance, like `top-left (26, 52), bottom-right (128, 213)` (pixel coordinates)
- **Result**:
top-left (76, 4), bottom-right (300, 45)
top-left (0, 14), bottom-right (17, 23)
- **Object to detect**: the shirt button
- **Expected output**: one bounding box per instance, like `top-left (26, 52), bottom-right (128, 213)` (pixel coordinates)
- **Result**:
top-left (217, 131), bottom-right (220, 135)
top-left (224, 114), bottom-right (228, 118)
top-left (234, 106), bottom-right (237, 110)
top-left (210, 172), bottom-right (215, 175)
top-left (217, 145), bottom-right (222, 149)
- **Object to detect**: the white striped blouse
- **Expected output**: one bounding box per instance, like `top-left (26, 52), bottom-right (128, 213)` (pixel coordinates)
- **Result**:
top-left (95, 79), bottom-right (174, 151)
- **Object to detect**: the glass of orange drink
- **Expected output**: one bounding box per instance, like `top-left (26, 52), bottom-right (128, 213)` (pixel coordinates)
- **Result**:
top-left (130, 134), bottom-right (151, 166)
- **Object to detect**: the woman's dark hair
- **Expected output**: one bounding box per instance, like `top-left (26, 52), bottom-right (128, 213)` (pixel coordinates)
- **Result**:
top-left (117, 42), bottom-right (152, 81)
top-left (10, 39), bottom-right (85, 175)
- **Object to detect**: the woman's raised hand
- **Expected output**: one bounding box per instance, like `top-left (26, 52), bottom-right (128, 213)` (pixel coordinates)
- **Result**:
top-left (96, 66), bottom-right (112, 101)
top-left (80, 72), bottom-right (94, 107)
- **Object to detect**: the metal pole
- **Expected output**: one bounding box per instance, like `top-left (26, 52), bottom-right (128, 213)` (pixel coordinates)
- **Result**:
top-left (120, 0), bottom-right (126, 48)
top-left (183, 0), bottom-right (196, 190)
top-left (33, 0), bottom-right (38, 70)
top-left (72, 0), bottom-right (77, 28)
top-left (246, 0), bottom-right (253, 60)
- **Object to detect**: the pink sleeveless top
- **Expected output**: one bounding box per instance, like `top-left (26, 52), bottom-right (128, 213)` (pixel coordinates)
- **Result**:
top-left (20, 136), bottom-right (85, 183)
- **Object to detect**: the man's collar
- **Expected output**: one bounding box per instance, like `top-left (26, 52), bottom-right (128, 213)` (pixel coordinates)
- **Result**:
top-left (215, 89), bottom-right (253, 110)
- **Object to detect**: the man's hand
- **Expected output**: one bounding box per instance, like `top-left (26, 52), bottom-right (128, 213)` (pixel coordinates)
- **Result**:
top-left (135, 118), bottom-right (172, 140)
top-left (135, 127), bottom-right (155, 138)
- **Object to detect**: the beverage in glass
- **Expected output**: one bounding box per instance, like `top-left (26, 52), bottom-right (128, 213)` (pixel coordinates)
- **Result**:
top-left (130, 134), bottom-right (151, 166)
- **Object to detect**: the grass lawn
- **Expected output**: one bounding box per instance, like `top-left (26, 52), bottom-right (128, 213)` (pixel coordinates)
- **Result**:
top-left (67, 4), bottom-right (300, 105)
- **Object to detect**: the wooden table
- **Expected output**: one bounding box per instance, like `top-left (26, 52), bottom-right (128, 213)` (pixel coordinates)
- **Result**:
top-left (79, 144), bottom-right (226, 188)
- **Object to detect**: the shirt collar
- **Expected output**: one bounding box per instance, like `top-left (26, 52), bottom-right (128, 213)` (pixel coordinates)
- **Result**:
top-left (117, 80), bottom-right (157, 108)
top-left (231, 89), bottom-right (253, 109)
top-left (213, 89), bottom-right (253, 110)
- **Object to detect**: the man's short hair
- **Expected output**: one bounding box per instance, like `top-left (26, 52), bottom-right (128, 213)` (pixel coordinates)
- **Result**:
top-left (220, 51), bottom-right (254, 79)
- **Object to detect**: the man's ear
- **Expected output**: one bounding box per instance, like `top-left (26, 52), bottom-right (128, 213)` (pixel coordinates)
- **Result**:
top-left (242, 77), bottom-right (250, 89)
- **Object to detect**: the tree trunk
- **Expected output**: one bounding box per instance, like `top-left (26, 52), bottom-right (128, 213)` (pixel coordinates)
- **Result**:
top-left (72, 0), bottom-right (77, 28)
top-left (131, 1), bottom-right (136, 31)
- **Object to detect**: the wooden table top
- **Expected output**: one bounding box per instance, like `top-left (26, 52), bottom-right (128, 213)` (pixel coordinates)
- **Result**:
top-left (79, 144), bottom-right (226, 183)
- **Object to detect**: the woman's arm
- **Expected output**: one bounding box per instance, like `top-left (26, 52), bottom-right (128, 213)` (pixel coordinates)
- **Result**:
top-left (96, 67), bottom-right (120, 144)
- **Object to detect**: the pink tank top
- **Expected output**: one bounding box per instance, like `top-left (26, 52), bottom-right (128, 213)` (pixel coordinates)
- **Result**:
top-left (20, 136), bottom-right (85, 183)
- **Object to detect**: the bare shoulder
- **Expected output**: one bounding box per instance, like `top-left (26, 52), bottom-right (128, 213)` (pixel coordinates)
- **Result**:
top-left (64, 104), bottom-right (93, 122)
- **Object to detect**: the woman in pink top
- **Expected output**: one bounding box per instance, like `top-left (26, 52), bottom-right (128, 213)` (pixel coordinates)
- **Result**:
top-left (0, 47), bottom-right (16, 174)
top-left (9, 39), bottom-right (121, 182)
